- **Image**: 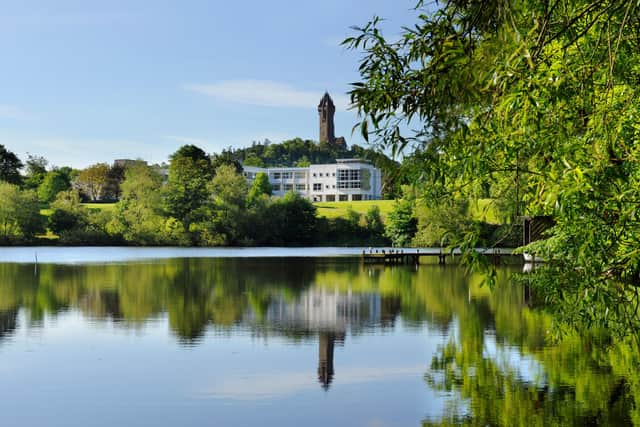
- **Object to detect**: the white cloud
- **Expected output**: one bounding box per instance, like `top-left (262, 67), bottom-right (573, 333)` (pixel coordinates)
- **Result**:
top-left (0, 104), bottom-right (30, 120)
top-left (184, 80), bottom-right (352, 112)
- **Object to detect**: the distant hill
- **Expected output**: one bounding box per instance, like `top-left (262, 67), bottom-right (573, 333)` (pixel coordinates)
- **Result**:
top-left (212, 138), bottom-right (402, 198)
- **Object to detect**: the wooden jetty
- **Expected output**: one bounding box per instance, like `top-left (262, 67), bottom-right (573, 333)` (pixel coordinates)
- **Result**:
top-left (361, 249), bottom-right (509, 265)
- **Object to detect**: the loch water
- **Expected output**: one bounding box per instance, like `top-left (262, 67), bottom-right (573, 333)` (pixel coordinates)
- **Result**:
top-left (0, 248), bottom-right (635, 426)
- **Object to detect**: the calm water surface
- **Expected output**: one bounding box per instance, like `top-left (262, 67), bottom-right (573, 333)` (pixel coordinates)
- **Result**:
top-left (0, 248), bottom-right (635, 426)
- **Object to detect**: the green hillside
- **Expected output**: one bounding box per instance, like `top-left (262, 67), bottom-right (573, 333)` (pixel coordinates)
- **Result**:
top-left (214, 137), bottom-right (402, 199)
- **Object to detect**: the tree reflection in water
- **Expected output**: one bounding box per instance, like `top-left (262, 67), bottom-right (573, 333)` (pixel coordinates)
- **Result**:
top-left (0, 258), bottom-right (638, 424)
top-left (0, 309), bottom-right (17, 342)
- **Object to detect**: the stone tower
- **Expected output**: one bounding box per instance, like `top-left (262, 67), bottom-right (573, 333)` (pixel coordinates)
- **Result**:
top-left (318, 92), bottom-right (336, 143)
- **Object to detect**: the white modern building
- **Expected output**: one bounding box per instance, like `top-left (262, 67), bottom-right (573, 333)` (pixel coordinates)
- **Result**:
top-left (243, 158), bottom-right (382, 202)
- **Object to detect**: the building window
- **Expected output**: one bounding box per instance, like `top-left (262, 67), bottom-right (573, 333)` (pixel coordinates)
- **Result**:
top-left (282, 172), bottom-right (293, 179)
top-left (339, 195), bottom-right (348, 201)
top-left (271, 172), bottom-right (281, 180)
top-left (352, 194), bottom-right (362, 201)
top-left (336, 168), bottom-right (361, 191)
top-left (337, 169), bottom-right (360, 181)
top-left (326, 195), bottom-right (335, 202)
top-left (295, 184), bottom-right (306, 191)
top-left (273, 184), bottom-right (281, 191)
top-left (313, 173), bottom-right (317, 177)
top-left (332, 172), bottom-right (335, 177)
top-left (284, 184), bottom-right (293, 191)
top-left (294, 171), bottom-right (306, 179)
top-left (313, 183), bottom-right (322, 191)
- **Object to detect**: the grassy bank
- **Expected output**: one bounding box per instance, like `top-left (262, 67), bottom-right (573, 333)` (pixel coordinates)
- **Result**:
top-left (315, 200), bottom-right (395, 220)
top-left (40, 199), bottom-right (498, 224)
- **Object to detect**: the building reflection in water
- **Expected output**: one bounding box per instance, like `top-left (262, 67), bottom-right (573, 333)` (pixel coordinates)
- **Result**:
top-left (246, 288), bottom-right (388, 390)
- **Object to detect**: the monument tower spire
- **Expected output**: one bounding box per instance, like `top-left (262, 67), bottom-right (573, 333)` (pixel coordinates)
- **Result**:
top-left (318, 92), bottom-right (336, 144)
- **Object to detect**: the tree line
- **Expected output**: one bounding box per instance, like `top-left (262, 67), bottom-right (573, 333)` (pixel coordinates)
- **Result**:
top-left (0, 143), bottom-right (388, 246)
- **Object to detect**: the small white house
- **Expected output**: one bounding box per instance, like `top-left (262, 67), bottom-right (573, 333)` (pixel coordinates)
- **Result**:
top-left (243, 159), bottom-right (382, 202)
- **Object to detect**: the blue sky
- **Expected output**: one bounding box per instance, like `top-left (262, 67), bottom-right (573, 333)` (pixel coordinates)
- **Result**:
top-left (0, 0), bottom-right (420, 168)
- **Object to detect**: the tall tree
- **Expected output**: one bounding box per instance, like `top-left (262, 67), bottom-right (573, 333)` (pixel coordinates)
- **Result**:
top-left (120, 162), bottom-right (163, 204)
top-left (247, 172), bottom-right (272, 206)
top-left (103, 163), bottom-right (126, 201)
top-left (203, 164), bottom-right (250, 245)
top-left (0, 145), bottom-right (23, 185)
top-left (384, 198), bottom-right (417, 247)
top-left (0, 182), bottom-right (44, 240)
top-left (76, 163), bottom-right (110, 201)
top-left (364, 205), bottom-right (385, 241)
top-left (108, 163), bottom-right (170, 244)
top-left (37, 169), bottom-right (71, 202)
top-left (164, 145), bottom-right (214, 231)
top-left (345, 1), bottom-right (640, 334)
top-left (23, 154), bottom-right (48, 190)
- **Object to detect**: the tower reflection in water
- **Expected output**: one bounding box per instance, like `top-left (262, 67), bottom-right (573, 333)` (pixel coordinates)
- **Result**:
top-left (317, 332), bottom-right (344, 389)
top-left (246, 287), bottom-right (395, 390)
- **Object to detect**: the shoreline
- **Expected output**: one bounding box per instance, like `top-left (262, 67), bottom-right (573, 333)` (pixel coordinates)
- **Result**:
top-left (0, 246), bottom-right (520, 265)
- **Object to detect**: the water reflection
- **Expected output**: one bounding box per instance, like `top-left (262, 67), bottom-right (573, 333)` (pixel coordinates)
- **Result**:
top-left (318, 332), bottom-right (339, 389)
top-left (245, 288), bottom-right (386, 389)
top-left (252, 288), bottom-right (383, 332)
top-left (0, 309), bottom-right (17, 341)
top-left (0, 257), bottom-right (637, 425)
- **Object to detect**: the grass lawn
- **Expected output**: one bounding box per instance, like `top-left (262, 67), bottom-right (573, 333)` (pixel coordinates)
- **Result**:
top-left (40, 203), bottom-right (116, 218)
top-left (82, 203), bottom-right (117, 212)
top-left (315, 200), bottom-right (395, 221)
top-left (315, 199), bottom-right (504, 224)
